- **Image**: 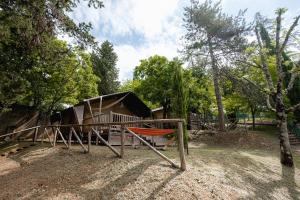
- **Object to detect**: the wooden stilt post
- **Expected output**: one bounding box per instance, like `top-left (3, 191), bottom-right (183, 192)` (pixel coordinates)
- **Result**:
top-left (92, 128), bottom-right (121, 157)
top-left (88, 131), bottom-right (91, 153)
top-left (56, 128), bottom-right (69, 148)
top-left (96, 136), bottom-right (99, 145)
top-left (178, 121), bottom-right (186, 171)
top-left (44, 128), bottom-right (54, 146)
top-left (71, 127), bottom-right (88, 153)
top-left (53, 128), bottom-right (58, 147)
top-left (108, 111), bottom-right (113, 144)
top-left (41, 128), bottom-right (45, 144)
top-left (68, 129), bottom-right (72, 149)
top-left (33, 127), bottom-right (39, 143)
top-left (121, 125), bottom-right (125, 158)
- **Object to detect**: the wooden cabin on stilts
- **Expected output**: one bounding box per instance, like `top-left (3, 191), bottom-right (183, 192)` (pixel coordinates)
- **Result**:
top-left (52, 92), bottom-right (152, 146)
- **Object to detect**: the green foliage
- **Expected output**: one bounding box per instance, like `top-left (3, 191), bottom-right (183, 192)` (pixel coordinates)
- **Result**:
top-left (133, 55), bottom-right (174, 116)
top-left (172, 59), bottom-right (188, 145)
top-left (185, 64), bottom-right (215, 114)
top-left (118, 79), bottom-right (159, 109)
top-left (183, 0), bottom-right (249, 62)
top-left (91, 41), bottom-right (120, 95)
top-left (120, 55), bottom-right (214, 119)
top-left (0, 0), bottom-right (102, 113)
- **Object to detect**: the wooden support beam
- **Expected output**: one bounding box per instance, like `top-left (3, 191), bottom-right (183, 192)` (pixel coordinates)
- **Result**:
top-left (56, 128), bottom-right (69, 148)
top-left (92, 128), bottom-right (121, 157)
top-left (53, 128), bottom-right (58, 147)
top-left (33, 127), bottom-right (39, 143)
top-left (126, 128), bottom-right (179, 169)
top-left (88, 131), bottom-right (91, 153)
top-left (177, 122), bottom-right (186, 171)
top-left (121, 126), bottom-right (125, 158)
top-left (68, 129), bottom-right (72, 149)
top-left (71, 128), bottom-right (88, 153)
top-left (41, 128), bottom-right (45, 144)
top-left (108, 111), bottom-right (113, 143)
top-left (44, 128), bottom-right (54, 146)
top-left (96, 136), bottom-right (99, 146)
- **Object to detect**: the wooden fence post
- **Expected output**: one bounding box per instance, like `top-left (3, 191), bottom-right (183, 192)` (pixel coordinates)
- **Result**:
top-left (88, 131), bottom-right (91, 153)
top-left (53, 128), bottom-right (58, 147)
top-left (68, 129), bottom-right (72, 149)
top-left (178, 121), bottom-right (186, 171)
top-left (108, 111), bottom-right (113, 143)
top-left (33, 127), bottom-right (39, 143)
top-left (121, 125), bottom-right (125, 158)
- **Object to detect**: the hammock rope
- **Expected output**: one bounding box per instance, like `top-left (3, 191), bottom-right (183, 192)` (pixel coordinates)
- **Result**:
top-left (127, 127), bottom-right (174, 136)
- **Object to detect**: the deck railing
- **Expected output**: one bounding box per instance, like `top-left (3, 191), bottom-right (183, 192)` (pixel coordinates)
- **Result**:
top-left (0, 119), bottom-right (187, 171)
top-left (95, 111), bottom-right (142, 127)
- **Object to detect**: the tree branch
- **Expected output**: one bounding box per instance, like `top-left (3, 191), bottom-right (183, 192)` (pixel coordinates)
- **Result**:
top-left (287, 71), bottom-right (297, 91)
top-left (280, 15), bottom-right (300, 53)
top-left (255, 25), bottom-right (275, 93)
top-left (236, 60), bottom-right (261, 69)
top-left (266, 95), bottom-right (276, 112)
top-left (286, 102), bottom-right (300, 113)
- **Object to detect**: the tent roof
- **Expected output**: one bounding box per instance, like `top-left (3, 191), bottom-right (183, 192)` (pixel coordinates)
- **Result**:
top-left (78, 92), bottom-right (151, 118)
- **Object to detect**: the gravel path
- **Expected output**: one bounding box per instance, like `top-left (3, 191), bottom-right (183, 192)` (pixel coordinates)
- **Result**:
top-left (0, 132), bottom-right (300, 200)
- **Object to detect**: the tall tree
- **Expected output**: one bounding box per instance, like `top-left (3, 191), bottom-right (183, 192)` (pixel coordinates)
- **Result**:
top-left (253, 9), bottom-right (300, 166)
top-left (172, 58), bottom-right (188, 149)
top-left (183, 0), bottom-right (249, 131)
top-left (256, 16), bottom-right (300, 122)
top-left (134, 55), bottom-right (174, 118)
top-left (91, 40), bottom-right (119, 95)
top-left (0, 0), bottom-right (102, 112)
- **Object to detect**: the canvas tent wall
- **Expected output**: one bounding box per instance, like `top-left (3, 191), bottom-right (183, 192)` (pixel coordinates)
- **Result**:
top-left (0, 105), bottom-right (40, 141)
top-left (52, 92), bottom-right (152, 145)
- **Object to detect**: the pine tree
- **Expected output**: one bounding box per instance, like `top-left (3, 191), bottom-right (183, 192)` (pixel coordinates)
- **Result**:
top-left (91, 41), bottom-right (120, 95)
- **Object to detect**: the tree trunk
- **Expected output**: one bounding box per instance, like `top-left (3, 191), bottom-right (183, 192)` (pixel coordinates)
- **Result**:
top-left (276, 91), bottom-right (294, 167)
top-left (208, 38), bottom-right (225, 131)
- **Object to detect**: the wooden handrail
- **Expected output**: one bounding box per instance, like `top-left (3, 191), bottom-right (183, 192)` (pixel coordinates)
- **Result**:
top-left (0, 126), bottom-right (40, 138)
top-left (46, 119), bottom-right (185, 127)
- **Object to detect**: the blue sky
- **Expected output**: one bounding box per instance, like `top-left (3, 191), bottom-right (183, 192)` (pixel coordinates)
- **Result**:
top-left (70, 0), bottom-right (300, 81)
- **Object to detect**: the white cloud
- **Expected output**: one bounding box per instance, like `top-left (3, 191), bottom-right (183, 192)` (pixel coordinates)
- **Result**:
top-left (70, 0), bottom-right (185, 81)
top-left (70, 0), bottom-right (300, 82)
top-left (115, 39), bottom-right (180, 81)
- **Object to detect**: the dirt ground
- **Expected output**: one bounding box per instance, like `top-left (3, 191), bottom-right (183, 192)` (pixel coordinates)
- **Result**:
top-left (0, 131), bottom-right (300, 200)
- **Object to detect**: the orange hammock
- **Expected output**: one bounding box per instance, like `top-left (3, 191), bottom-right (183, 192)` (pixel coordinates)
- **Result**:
top-left (127, 127), bottom-right (174, 136)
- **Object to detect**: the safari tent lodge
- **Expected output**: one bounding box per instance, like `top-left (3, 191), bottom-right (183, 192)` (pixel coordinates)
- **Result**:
top-left (52, 92), bottom-right (168, 146)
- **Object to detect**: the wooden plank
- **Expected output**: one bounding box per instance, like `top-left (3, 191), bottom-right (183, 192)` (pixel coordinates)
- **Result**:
top-left (56, 128), bottom-right (69, 148)
top-left (126, 128), bottom-right (179, 169)
top-left (177, 122), bottom-right (186, 171)
top-left (92, 128), bottom-right (121, 157)
top-left (71, 127), bottom-right (88, 153)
